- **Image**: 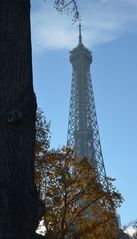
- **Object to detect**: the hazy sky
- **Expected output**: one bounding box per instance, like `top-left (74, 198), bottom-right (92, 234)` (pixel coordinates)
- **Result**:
top-left (31, 0), bottom-right (137, 226)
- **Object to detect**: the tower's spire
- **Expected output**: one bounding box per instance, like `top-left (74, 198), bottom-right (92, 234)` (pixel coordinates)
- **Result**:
top-left (78, 22), bottom-right (82, 44)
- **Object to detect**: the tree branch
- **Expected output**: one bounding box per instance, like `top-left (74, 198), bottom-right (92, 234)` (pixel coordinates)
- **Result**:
top-left (66, 196), bottom-right (102, 231)
top-left (53, 0), bottom-right (80, 22)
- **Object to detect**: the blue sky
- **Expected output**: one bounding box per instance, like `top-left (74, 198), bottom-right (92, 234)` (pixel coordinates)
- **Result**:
top-left (31, 0), bottom-right (137, 226)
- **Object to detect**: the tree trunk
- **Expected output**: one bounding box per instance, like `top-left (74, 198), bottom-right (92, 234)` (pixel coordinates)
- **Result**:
top-left (0, 1), bottom-right (43, 238)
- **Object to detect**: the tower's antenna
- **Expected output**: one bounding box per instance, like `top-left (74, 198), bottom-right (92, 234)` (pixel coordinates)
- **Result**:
top-left (78, 21), bottom-right (82, 44)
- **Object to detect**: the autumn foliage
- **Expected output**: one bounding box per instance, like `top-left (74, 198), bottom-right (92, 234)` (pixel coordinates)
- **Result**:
top-left (35, 109), bottom-right (123, 239)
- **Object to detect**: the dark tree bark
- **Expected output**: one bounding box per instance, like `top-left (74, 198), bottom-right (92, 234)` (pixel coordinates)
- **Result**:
top-left (0, 1), bottom-right (43, 238)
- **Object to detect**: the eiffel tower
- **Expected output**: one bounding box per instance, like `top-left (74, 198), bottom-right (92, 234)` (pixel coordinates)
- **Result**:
top-left (67, 24), bottom-right (108, 189)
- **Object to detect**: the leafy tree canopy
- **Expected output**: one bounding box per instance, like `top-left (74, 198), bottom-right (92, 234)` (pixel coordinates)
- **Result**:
top-left (35, 109), bottom-right (123, 239)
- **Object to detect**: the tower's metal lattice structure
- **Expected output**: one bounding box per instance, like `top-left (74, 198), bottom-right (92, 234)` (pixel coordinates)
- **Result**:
top-left (67, 25), bottom-right (108, 189)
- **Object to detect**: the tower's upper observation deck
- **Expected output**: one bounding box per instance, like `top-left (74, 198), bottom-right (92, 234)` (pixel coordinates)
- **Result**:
top-left (70, 24), bottom-right (92, 64)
